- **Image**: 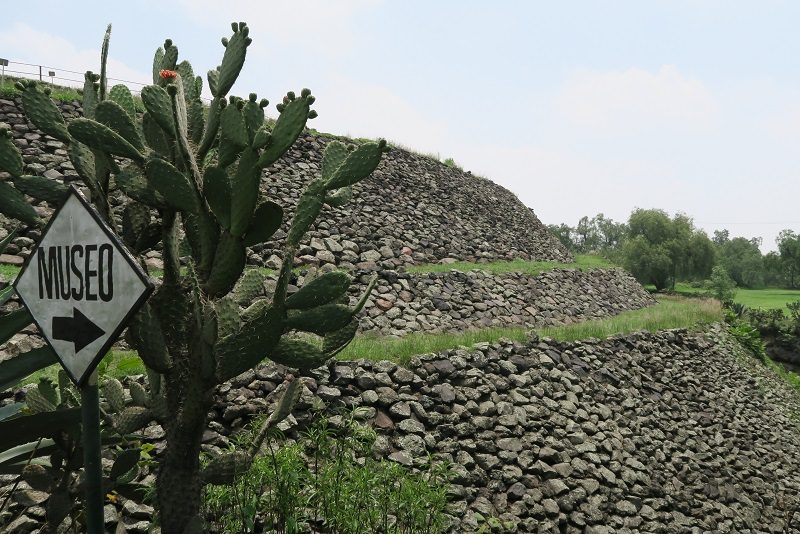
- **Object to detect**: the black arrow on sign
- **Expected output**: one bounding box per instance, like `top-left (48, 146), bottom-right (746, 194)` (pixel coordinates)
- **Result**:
top-left (52, 307), bottom-right (105, 352)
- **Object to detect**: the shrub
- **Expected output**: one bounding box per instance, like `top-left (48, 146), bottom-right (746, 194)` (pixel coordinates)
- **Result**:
top-left (708, 265), bottom-right (736, 302)
top-left (203, 412), bottom-right (452, 533)
top-left (728, 319), bottom-right (766, 361)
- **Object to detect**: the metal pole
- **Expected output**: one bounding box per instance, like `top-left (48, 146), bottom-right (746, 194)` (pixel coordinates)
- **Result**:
top-left (38, 65), bottom-right (42, 81)
top-left (80, 370), bottom-right (104, 534)
top-left (1, 64), bottom-right (4, 88)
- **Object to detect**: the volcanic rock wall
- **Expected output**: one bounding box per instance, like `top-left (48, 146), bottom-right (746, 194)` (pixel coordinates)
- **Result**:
top-left (0, 95), bottom-right (571, 268)
top-left (351, 267), bottom-right (656, 336)
top-left (204, 325), bottom-right (800, 532)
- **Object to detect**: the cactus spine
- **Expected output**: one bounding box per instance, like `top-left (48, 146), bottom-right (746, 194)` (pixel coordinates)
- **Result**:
top-left (0, 22), bottom-right (386, 534)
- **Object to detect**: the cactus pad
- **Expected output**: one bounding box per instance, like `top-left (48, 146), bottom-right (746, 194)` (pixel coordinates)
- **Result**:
top-left (215, 305), bottom-right (283, 382)
top-left (268, 337), bottom-right (330, 371)
top-left (13, 175), bottom-right (68, 205)
top-left (216, 23), bottom-right (251, 98)
top-left (67, 118), bottom-right (144, 163)
top-left (95, 100), bottom-right (146, 152)
top-left (0, 182), bottom-right (40, 226)
top-left (286, 304), bottom-right (353, 335)
top-left (144, 157), bottom-right (199, 213)
top-left (0, 129), bottom-right (24, 178)
top-left (325, 140), bottom-right (387, 190)
top-left (103, 378), bottom-right (126, 412)
top-left (204, 231), bottom-right (246, 298)
top-left (141, 85), bottom-right (175, 135)
top-left (257, 92), bottom-right (312, 168)
top-left (286, 270), bottom-right (351, 310)
top-left (242, 201), bottom-right (283, 247)
top-left (19, 82), bottom-right (71, 142)
top-left (109, 84), bottom-right (137, 119)
top-left (200, 451), bottom-right (252, 486)
top-left (114, 406), bottom-right (153, 434)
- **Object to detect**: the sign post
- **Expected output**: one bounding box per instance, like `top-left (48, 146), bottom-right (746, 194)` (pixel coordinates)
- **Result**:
top-left (14, 186), bottom-right (154, 532)
top-left (0, 58), bottom-right (8, 88)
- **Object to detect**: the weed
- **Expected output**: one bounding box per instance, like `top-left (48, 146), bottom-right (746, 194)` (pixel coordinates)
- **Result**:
top-left (203, 411), bottom-right (451, 533)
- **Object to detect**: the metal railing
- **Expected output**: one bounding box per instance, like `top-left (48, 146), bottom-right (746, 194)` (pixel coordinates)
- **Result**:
top-left (0, 57), bottom-right (148, 93)
top-left (0, 57), bottom-right (212, 102)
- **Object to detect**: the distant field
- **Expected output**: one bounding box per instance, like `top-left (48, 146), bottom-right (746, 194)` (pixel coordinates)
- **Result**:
top-left (406, 254), bottom-right (615, 275)
top-left (672, 282), bottom-right (800, 312)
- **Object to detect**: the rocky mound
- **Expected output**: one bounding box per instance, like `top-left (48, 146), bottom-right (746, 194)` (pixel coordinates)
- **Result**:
top-left (352, 267), bottom-right (655, 337)
top-left (210, 325), bottom-right (800, 532)
top-left (0, 96), bottom-right (570, 268)
top-left (6, 325), bottom-right (796, 532)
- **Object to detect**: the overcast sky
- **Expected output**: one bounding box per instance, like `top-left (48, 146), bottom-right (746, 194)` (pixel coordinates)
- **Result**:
top-left (2, 1), bottom-right (798, 251)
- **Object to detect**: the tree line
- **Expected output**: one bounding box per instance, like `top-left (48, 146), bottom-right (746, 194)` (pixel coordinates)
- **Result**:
top-left (549, 210), bottom-right (800, 291)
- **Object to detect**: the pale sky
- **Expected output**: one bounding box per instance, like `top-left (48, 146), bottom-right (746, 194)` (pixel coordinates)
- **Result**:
top-left (2, 1), bottom-right (798, 251)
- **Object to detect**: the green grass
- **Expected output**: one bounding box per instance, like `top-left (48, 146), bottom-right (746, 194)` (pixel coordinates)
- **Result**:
top-left (766, 357), bottom-right (800, 396)
top-left (0, 264), bottom-right (19, 282)
top-left (406, 254), bottom-right (615, 276)
top-left (1, 255), bottom-right (613, 284)
top-left (0, 78), bottom-right (82, 102)
top-left (19, 350), bottom-right (144, 386)
top-left (336, 326), bottom-right (530, 365)
top-left (12, 295), bottom-right (721, 386)
top-left (671, 282), bottom-right (800, 312)
top-left (339, 294), bottom-right (718, 363)
top-left (537, 295), bottom-right (722, 342)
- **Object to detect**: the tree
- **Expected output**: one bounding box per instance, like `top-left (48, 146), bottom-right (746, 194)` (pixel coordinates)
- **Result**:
top-left (709, 265), bottom-right (737, 302)
top-left (622, 209), bottom-right (714, 290)
top-left (594, 213), bottom-right (627, 250)
top-left (777, 229), bottom-right (800, 288)
top-left (548, 223), bottom-right (575, 251)
top-left (718, 237), bottom-right (764, 288)
top-left (712, 229), bottom-right (730, 246)
top-left (622, 235), bottom-right (672, 290)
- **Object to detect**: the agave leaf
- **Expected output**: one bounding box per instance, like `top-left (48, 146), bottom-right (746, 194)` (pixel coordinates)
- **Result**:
top-left (0, 347), bottom-right (58, 393)
top-left (0, 408), bottom-right (81, 450)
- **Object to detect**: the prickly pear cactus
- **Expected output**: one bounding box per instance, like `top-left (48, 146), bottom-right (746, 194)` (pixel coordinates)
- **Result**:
top-left (0, 22), bottom-right (387, 534)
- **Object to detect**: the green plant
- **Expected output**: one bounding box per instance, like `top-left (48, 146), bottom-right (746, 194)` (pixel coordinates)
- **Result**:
top-left (203, 410), bottom-right (451, 534)
top-left (0, 22), bottom-right (387, 532)
top-left (708, 265), bottom-right (737, 302)
top-left (0, 372), bottom-right (146, 532)
top-left (729, 319), bottom-right (766, 361)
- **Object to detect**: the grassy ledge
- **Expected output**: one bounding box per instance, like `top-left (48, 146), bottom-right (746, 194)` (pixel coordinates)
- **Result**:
top-left (339, 295), bottom-right (718, 363)
top-left (15, 296), bottom-right (718, 386)
top-left (0, 79), bottom-right (82, 103)
top-left (537, 295), bottom-right (722, 342)
top-left (336, 327), bottom-right (530, 365)
top-left (405, 254), bottom-right (614, 276)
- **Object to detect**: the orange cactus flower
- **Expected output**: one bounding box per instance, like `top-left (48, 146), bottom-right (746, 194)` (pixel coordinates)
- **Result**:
top-left (159, 69), bottom-right (178, 79)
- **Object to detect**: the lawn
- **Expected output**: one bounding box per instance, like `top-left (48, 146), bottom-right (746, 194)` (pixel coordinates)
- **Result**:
top-left (672, 282), bottom-right (800, 312)
top-left (405, 254), bottom-right (615, 276)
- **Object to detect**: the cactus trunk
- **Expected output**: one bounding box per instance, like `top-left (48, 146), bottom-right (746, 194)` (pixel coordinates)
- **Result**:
top-left (157, 361), bottom-right (212, 533)
top-left (157, 426), bottom-right (205, 533)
